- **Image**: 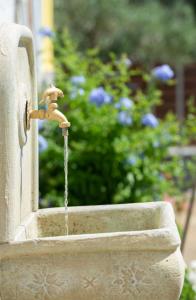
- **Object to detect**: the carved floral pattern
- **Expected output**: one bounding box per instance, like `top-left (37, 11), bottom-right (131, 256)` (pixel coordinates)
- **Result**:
top-left (83, 276), bottom-right (97, 289)
top-left (113, 263), bottom-right (152, 295)
top-left (26, 266), bottom-right (66, 300)
top-left (1, 261), bottom-right (164, 299)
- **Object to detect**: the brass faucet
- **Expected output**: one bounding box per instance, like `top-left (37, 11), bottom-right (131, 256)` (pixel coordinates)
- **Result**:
top-left (28, 86), bottom-right (70, 134)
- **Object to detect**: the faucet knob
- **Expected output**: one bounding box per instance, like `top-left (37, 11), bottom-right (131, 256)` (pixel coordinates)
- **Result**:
top-left (41, 86), bottom-right (64, 104)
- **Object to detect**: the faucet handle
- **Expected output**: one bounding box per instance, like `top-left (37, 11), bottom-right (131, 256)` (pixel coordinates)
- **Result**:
top-left (40, 86), bottom-right (64, 104)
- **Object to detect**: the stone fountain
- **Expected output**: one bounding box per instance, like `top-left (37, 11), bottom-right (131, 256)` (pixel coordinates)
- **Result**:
top-left (0, 23), bottom-right (184, 300)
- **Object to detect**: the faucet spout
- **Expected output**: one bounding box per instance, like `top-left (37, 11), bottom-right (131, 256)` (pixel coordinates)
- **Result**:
top-left (30, 103), bottom-right (70, 128)
top-left (28, 86), bottom-right (70, 129)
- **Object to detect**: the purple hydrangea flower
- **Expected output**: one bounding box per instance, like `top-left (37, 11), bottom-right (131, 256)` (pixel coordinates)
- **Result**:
top-left (152, 64), bottom-right (174, 81)
top-left (118, 111), bottom-right (132, 126)
top-left (71, 75), bottom-right (86, 85)
top-left (115, 97), bottom-right (133, 109)
top-left (89, 87), bottom-right (112, 106)
top-left (141, 113), bottom-right (159, 128)
top-left (39, 135), bottom-right (48, 152)
top-left (39, 27), bottom-right (54, 38)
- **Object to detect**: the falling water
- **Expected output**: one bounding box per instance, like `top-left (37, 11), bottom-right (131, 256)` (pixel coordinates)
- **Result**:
top-left (63, 128), bottom-right (69, 235)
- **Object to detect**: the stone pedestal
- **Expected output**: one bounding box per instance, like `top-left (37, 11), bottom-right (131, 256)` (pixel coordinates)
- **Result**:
top-left (0, 22), bottom-right (38, 243)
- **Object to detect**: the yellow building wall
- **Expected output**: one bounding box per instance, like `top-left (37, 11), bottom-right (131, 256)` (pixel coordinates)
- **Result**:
top-left (41, 0), bottom-right (54, 75)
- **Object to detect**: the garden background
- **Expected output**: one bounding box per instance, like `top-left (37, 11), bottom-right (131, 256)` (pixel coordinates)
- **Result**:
top-left (4, 0), bottom-right (195, 298)
top-left (37, 1), bottom-right (196, 298)
top-left (41, 1), bottom-right (196, 298)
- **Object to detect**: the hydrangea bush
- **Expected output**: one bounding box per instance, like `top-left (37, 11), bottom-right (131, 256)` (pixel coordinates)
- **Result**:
top-left (39, 30), bottom-right (195, 208)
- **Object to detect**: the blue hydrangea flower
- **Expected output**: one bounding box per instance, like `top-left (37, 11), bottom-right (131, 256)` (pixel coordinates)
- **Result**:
top-left (115, 97), bottom-right (133, 109)
top-left (141, 113), bottom-right (159, 128)
top-left (70, 88), bottom-right (85, 99)
top-left (89, 87), bottom-right (112, 106)
top-left (39, 135), bottom-right (48, 152)
top-left (152, 64), bottom-right (174, 81)
top-left (118, 111), bottom-right (132, 125)
top-left (39, 27), bottom-right (54, 38)
top-left (70, 75), bottom-right (86, 85)
top-left (127, 155), bottom-right (137, 166)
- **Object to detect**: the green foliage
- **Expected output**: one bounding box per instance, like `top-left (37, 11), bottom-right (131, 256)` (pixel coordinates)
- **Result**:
top-left (39, 30), bottom-right (195, 207)
top-left (183, 99), bottom-right (196, 142)
top-left (180, 271), bottom-right (196, 300)
top-left (54, 0), bottom-right (196, 64)
top-left (177, 99), bottom-right (196, 191)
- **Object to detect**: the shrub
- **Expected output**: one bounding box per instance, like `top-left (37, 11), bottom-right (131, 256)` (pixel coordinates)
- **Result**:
top-left (39, 30), bottom-right (195, 207)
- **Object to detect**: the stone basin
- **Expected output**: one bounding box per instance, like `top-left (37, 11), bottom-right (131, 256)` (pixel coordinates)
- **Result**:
top-left (0, 202), bottom-right (184, 300)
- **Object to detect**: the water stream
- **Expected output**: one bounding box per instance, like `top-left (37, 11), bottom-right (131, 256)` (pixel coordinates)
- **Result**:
top-left (63, 129), bottom-right (69, 235)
